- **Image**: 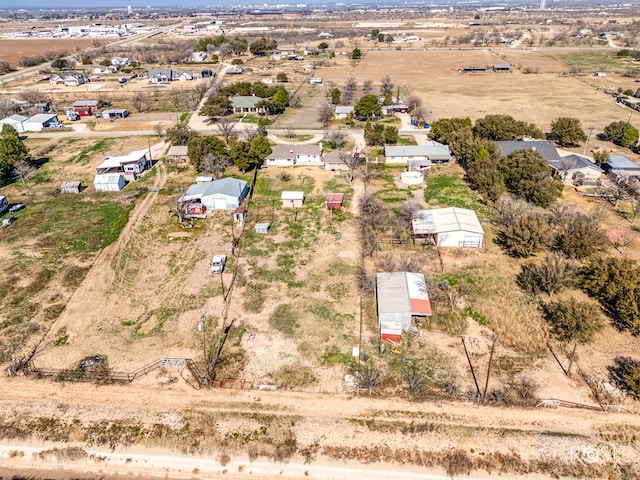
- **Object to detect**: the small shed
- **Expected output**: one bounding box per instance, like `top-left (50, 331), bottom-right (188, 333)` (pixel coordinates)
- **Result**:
top-left (102, 109), bottom-right (129, 119)
top-left (234, 206), bottom-right (246, 225)
top-left (167, 145), bottom-right (189, 165)
top-left (325, 192), bottom-right (344, 210)
top-left (0, 114), bottom-right (28, 133)
top-left (60, 181), bottom-right (82, 194)
top-left (376, 272), bottom-right (432, 343)
top-left (93, 174), bottom-right (125, 192)
top-left (73, 100), bottom-right (101, 116)
top-left (255, 222), bottom-right (270, 234)
top-left (281, 191), bottom-right (305, 208)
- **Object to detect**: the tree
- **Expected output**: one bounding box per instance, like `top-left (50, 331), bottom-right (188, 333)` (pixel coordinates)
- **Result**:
top-left (549, 117), bottom-right (587, 147)
top-left (428, 117), bottom-right (472, 145)
top-left (276, 72), bottom-right (288, 83)
top-left (218, 43), bottom-right (234, 60)
top-left (466, 156), bottom-right (506, 203)
top-left (318, 103), bottom-right (333, 128)
top-left (364, 120), bottom-right (385, 146)
top-left (326, 129), bottom-right (348, 149)
top-left (500, 149), bottom-right (564, 207)
top-left (165, 124), bottom-right (198, 145)
top-left (383, 125), bottom-right (398, 144)
top-left (363, 80), bottom-right (373, 93)
top-left (248, 134), bottom-right (272, 170)
top-left (200, 152), bottom-right (232, 179)
top-left (187, 135), bottom-right (228, 171)
top-left (200, 95), bottom-right (231, 118)
top-left (608, 357), bottom-right (640, 399)
top-left (342, 77), bottom-right (357, 104)
top-left (499, 211), bottom-right (554, 257)
top-left (473, 114), bottom-right (543, 141)
top-left (351, 48), bottom-right (361, 59)
top-left (318, 41), bottom-right (329, 51)
top-left (0, 124), bottom-right (29, 184)
top-left (380, 75), bottom-right (394, 96)
top-left (354, 94), bottom-right (382, 119)
top-left (215, 118), bottom-right (236, 145)
top-left (582, 257), bottom-right (640, 335)
top-left (592, 150), bottom-right (610, 167)
top-left (51, 57), bottom-right (68, 70)
top-left (607, 228), bottom-right (632, 254)
top-left (604, 120), bottom-right (639, 148)
top-left (230, 37), bottom-right (248, 55)
top-left (249, 38), bottom-right (277, 56)
top-left (544, 299), bottom-right (604, 344)
top-left (556, 213), bottom-right (606, 259)
top-left (330, 87), bottom-right (341, 105)
top-left (517, 252), bottom-right (577, 296)
top-left (339, 149), bottom-right (363, 184)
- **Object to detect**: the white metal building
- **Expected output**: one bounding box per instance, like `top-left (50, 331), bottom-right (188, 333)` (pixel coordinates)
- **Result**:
top-left (93, 174), bottom-right (126, 192)
top-left (376, 272), bottom-right (432, 343)
top-left (0, 114), bottom-right (28, 133)
top-left (412, 207), bottom-right (484, 248)
top-left (22, 114), bottom-right (60, 132)
top-left (281, 191), bottom-right (305, 208)
top-left (180, 177), bottom-right (248, 210)
top-left (96, 149), bottom-right (148, 180)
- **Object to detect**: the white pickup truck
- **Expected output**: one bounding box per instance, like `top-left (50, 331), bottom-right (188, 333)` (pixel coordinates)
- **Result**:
top-left (210, 255), bottom-right (226, 274)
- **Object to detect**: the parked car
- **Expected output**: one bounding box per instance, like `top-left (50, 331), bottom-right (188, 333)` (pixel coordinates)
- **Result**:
top-left (9, 203), bottom-right (25, 213)
top-left (210, 255), bottom-right (226, 274)
top-left (118, 77), bottom-right (127, 84)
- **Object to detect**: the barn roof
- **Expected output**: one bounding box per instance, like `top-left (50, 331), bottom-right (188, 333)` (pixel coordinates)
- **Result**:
top-left (181, 177), bottom-right (247, 201)
top-left (376, 272), bottom-right (432, 317)
top-left (412, 207), bottom-right (484, 235)
top-left (325, 192), bottom-right (344, 203)
top-left (385, 141), bottom-right (451, 159)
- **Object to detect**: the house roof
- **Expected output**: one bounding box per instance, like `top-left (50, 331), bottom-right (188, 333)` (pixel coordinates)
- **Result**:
top-left (268, 144), bottom-right (321, 159)
top-left (325, 192), bottom-right (344, 203)
top-left (496, 140), bottom-right (560, 162)
top-left (97, 149), bottom-right (147, 169)
top-left (376, 272), bottom-right (432, 317)
top-left (231, 96), bottom-right (263, 108)
top-left (73, 100), bottom-right (99, 107)
top-left (607, 155), bottom-right (640, 171)
top-left (103, 109), bottom-right (128, 115)
top-left (335, 106), bottom-right (354, 114)
top-left (25, 114), bottom-right (58, 124)
top-left (385, 141), bottom-right (451, 159)
top-left (168, 145), bottom-right (188, 156)
top-left (549, 154), bottom-right (603, 173)
top-left (148, 68), bottom-right (172, 77)
top-left (322, 150), bottom-right (345, 164)
top-left (281, 191), bottom-right (305, 200)
top-left (412, 207), bottom-right (484, 236)
top-left (2, 114), bottom-right (28, 122)
top-left (181, 177), bottom-right (248, 201)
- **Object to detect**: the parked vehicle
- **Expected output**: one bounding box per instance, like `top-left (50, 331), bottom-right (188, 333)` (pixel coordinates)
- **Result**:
top-left (9, 203), bottom-right (25, 213)
top-left (0, 196), bottom-right (8, 216)
top-left (210, 255), bottom-right (226, 274)
top-left (118, 77), bottom-right (127, 84)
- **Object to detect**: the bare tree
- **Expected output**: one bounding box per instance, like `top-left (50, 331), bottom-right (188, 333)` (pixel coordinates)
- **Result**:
top-left (405, 95), bottom-right (422, 111)
top-left (326, 129), bottom-right (348, 148)
top-left (216, 118), bottom-right (237, 145)
top-left (131, 91), bottom-right (151, 113)
top-left (201, 153), bottom-right (233, 179)
top-left (607, 228), bottom-right (632, 254)
top-left (318, 103), bottom-right (333, 128)
top-left (19, 89), bottom-right (49, 106)
top-left (154, 123), bottom-right (164, 136)
top-left (219, 43), bottom-right (234, 60)
top-left (288, 94), bottom-right (302, 109)
top-left (169, 88), bottom-right (184, 111)
top-left (363, 80), bottom-right (373, 93)
top-left (380, 75), bottom-right (394, 96)
top-left (284, 126), bottom-right (295, 139)
top-left (340, 148), bottom-right (363, 184)
top-left (343, 76), bottom-right (357, 104)
top-left (14, 161), bottom-right (35, 187)
top-left (413, 106), bottom-right (429, 125)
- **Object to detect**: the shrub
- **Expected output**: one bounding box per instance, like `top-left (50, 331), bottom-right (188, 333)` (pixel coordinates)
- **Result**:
top-left (608, 357), bottom-right (640, 398)
top-left (543, 298), bottom-right (604, 344)
top-left (273, 364), bottom-right (316, 388)
top-left (269, 304), bottom-right (298, 335)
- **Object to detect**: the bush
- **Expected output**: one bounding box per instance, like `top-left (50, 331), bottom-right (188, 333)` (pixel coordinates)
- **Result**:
top-left (543, 298), bottom-right (604, 344)
top-left (269, 304), bottom-right (298, 335)
top-left (608, 357), bottom-right (640, 398)
top-left (273, 364), bottom-right (317, 388)
top-left (517, 252), bottom-right (577, 296)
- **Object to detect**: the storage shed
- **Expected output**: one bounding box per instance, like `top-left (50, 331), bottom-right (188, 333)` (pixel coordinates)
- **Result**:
top-left (22, 114), bottom-right (60, 132)
top-left (93, 174), bottom-right (125, 192)
top-left (281, 191), bottom-right (305, 208)
top-left (102, 109), bottom-right (129, 119)
top-left (325, 192), bottom-right (344, 210)
top-left (255, 222), bottom-right (270, 234)
top-left (0, 114), bottom-right (28, 133)
top-left (72, 100), bottom-right (101, 116)
top-left (412, 207), bottom-right (484, 248)
top-left (60, 181), bottom-right (82, 194)
top-left (180, 177), bottom-right (248, 210)
top-left (376, 272), bottom-right (432, 343)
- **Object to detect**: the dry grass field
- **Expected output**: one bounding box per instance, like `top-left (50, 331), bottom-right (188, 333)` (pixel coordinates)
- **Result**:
top-left (0, 38), bottom-right (102, 69)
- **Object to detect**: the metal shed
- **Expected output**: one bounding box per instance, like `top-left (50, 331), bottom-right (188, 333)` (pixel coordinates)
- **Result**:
top-left (376, 272), bottom-right (432, 343)
top-left (412, 207), bottom-right (484, 248)
top-left (93, 174), bottom-right (125, 192)
top-left (281, 191), bottom-right (305, 208)
top-left (60, 181), bottom-right (82, 194)
top-left (325, 192), bottom-right (344, 210)
top-left (255, 222), bottom-right (270, 234)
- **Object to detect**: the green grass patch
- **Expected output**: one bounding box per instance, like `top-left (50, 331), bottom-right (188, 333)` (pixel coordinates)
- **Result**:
top-left (68, 139), bottom-right (113, 164)
top-left (269, 304), bottom-right (298, 335)
top-left (395, 136), bottom-right (418, 146)
top-left (563, 51), bottom-right (635, 72)
top-left (424, 174), bottom-right (486, 215)
top-left (180, 112), bottom-right (189, 123)
top-left (276, 134), bottom-right (314, 142)
top-left (307, 303), bottom-right (353, 329)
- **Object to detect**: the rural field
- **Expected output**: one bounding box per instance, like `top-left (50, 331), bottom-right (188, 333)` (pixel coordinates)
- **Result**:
top-left (1, 9), bottom-right (640, 479)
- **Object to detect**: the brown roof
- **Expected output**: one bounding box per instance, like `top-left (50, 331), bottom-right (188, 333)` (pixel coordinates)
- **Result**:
top-left (325, 192), bottom-right (344, 203)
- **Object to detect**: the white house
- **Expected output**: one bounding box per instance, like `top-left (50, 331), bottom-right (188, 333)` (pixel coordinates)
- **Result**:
top-left (265, 144), bottom-right (323, 167)
top-left (412, 207), bottom-right (484, 248)
top-left (384, 142), bottom-right (451, 169)
top-left (22, 114), bottom-right (60, 132)
top-left (322, 150), bottom-right (348, 172)
top-left (334, 106), bottom-right (354, 119)
top-left (96, 149), bottom-right (148, 180)
top-left (179, 177), bottom-right (248, 210)
top-left (0, 114), bottom-right (28, 133)
top-left (548, 154), bottom-right (603, 184)
top-left (376, 272), bottom-right (432, 344)
top-left (94, 173), bottom-right (126, 192)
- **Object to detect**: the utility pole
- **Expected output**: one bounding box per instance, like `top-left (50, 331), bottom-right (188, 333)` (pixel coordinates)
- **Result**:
top-left (482, 336), bottom-right (498, 405)
top-left (197, 312), bottom-right (208, 386)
